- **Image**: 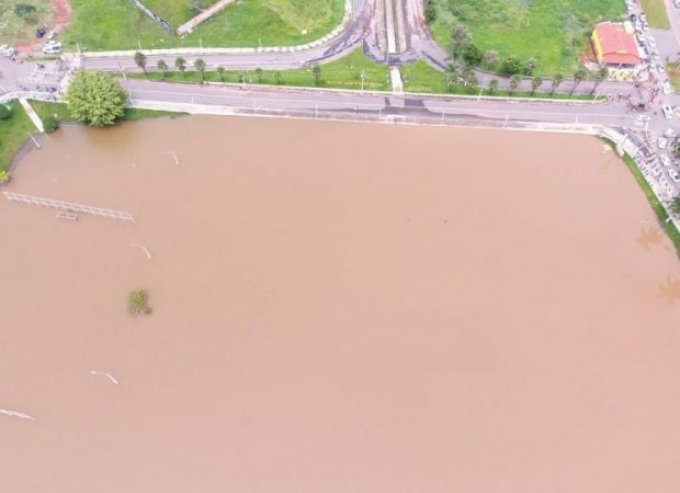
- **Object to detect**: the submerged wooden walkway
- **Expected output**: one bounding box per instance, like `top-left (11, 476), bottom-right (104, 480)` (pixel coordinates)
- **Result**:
top-left (3, 191), bottom-right (135, 223)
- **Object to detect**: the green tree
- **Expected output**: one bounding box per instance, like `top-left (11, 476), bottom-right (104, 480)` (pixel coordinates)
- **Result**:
top-left (572, 67), bottom-right (588, 95)
top-left (134, 51), bottom-right (147, 74)
top-left (175, 57), bottom-right (187, 79)
top-left (43, 115), bottom-right (59, 133)
top-left (255, 67), bottom-right (264, 83)
top-left (451, 25), bottom-right (470, 59)
top-left (500, 56), bottom-right (522, 76)
top-left (156, 59), bottom-right (168, 80)
top-left (466, 72), bottom-right (479, 93)
top-left (425, 0), bottom-right (436, 22)
top-left (671, 196), bottom-right (680, 215)
top-left (488, 78), bottom-right (499, 94)
top-left (66, 71), bottom-right (127, 127)
top-left (0, 104), bottom-right (12, 120)
top-left (312, 64), bottom-right (322, 86)
top-left (509, 74), bottom-right (522, 95)
top-left (217, 65), bottom-right (225, 82)
top-left (591, 67), bottom-right (608, 95)
top-left (127, 289), bottom-right (151, 316)
top-left (274, 71), bottom-right (282, 85)
top-left (531, 76), bottom-right (542, 96)
top-left (551, 73), bottom-right (564, 95)
top-left (194, 58), bottom-right (206, 82)
top-left (524, 57), bottom-right (537, 76)
top-left (445, 63), bottom-right (458, 92)
top-left (462, 44), bottom-right (482, 67)
top-left (482, 50), bottom-right (500, 70)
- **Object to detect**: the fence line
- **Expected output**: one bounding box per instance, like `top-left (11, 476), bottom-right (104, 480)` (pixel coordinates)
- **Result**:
top-left (3, 192), bottom-right (135, 223)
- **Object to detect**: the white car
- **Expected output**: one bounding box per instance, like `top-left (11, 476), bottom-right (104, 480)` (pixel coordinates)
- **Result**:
top-left (663, 81), bottom-right (673, 94)
top-left (663, 105), bottom-right (674, 119)
top-left (664, 128), bottom-right (676, 138)
top-left (42, 40), bottom-right (61, 54)
top-left (669, 169), bottom-right (680, 182)
top-left (658, 137), bottom-right (668, 149)
top-left (660, 155), bottom-right (672, 167)
top-left (0, 44), bottom-right (14, 57)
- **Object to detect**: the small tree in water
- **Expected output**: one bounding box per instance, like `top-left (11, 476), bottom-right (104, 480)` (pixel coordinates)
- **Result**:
top-left (127, 289), bottom-right (151, 316)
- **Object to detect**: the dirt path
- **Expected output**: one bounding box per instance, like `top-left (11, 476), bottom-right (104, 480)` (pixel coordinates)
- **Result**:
top-left (15, 0), bottom-right (72, 54)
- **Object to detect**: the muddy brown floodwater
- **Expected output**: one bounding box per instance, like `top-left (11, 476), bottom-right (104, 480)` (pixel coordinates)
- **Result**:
top-left (1, 116), bottom-right (679, 492)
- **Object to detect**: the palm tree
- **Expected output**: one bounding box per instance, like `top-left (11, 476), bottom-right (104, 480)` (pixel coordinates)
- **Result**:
top-left (134, 51), bottom-right (147, 74)
top-left (217, 65), bottom-right (225, 82)
top-left (445, 63), bottom-right (458, 92)
top-left (571, 67), bottom-right (587, 95)
top-left (467, 72), bottom-right (479, 93)
top-left (509, 74), bottom-right (522, 95)
top-left (312, 64), bottom-right (322, 86)
top-left (551, 73), bottom-right (564, 95)
top-left (591, 67), bottom-right (608, 95)
top-left (194, 58), bottom-right (206, 82)
top-left (531, 76), bottom-right (542, 96)
top-left (156, 59), bottom-right (168, 80)
top-left (488, 78), bottom-right (499, 94)
top-left (175, 57), bottom-right (187, 79)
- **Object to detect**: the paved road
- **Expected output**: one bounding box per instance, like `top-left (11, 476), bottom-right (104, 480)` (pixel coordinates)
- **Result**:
top-left (124, 78), bottom-right (635, 126)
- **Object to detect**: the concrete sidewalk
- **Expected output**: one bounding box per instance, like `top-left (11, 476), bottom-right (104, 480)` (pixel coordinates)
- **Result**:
top-left (18, 98), bottom-right (45, 133)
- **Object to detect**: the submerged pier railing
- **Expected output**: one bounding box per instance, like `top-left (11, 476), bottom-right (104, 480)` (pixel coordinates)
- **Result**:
top-left (3, 191), bottom-right (135, 223)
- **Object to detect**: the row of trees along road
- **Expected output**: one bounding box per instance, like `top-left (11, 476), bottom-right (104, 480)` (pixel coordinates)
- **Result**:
top-left (448, 25), bottom-right (609, 95)
top-left (133, 51), bottom-right (324, 86)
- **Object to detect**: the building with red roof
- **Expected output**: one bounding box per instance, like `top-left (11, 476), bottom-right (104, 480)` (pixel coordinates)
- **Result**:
top-left (591, 22), bottom-right (641, 68)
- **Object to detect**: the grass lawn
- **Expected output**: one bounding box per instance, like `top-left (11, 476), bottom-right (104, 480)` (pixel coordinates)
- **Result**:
top-left (0, 0), bottom-right (55, 45)
top-left (400, 60), bottom-right (597, 100)
top-left (62, 0), bottom-right (344, 51)
top-left (133, 48), bottom-right (391, 90)
top-left (0, 101), bottom-right (35, 172)
top-left (428, 0), bottom-right (626, 76)
top-left (639, 0), bottom-right (670, 29)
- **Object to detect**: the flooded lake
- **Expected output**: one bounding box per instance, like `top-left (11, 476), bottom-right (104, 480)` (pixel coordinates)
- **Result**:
top-left (1, 116), bottom-right (679, 492)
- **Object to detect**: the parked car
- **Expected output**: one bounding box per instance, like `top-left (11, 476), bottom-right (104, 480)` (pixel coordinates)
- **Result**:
top-left (658, 137), bottom-right (668, 149)
top-left (664, 128), bottom-right (675, 138)
top-left (662, 105), bottom-right (674, 119)
top-left (669, 169), bottom-right (680, 182)
top-left (42, 40), bottom-right (61, 54)
top-left (660, 155), bottom-right (672, 167)
top-left (0, 44), bottom-right (15, 57)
